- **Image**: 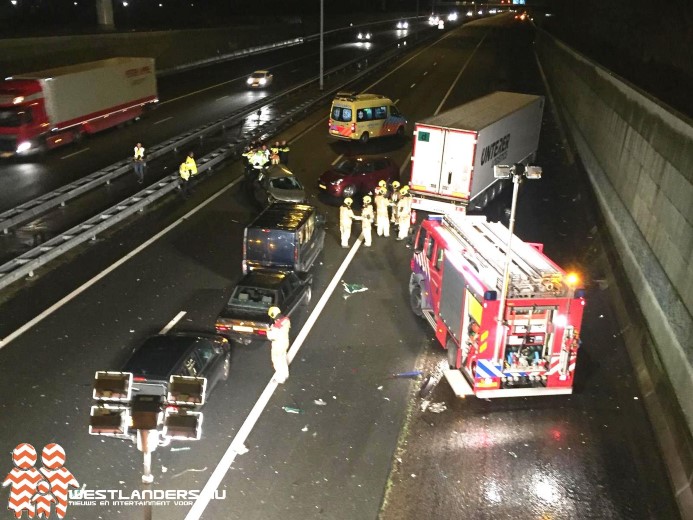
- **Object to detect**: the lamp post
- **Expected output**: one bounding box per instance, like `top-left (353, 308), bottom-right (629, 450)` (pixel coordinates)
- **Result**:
top-left (491, 163), bottom-right (542, 363)
top-left (319, 0), bottom-right (324, 91)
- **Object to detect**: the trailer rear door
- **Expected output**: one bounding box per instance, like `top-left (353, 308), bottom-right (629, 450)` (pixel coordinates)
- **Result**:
top-left (438, 129), bottom-right (476, 201)
top-left (411, 124), bottom-right (445, 194)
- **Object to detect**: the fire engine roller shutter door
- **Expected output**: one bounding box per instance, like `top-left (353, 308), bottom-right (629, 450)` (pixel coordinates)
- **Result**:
top-left (439, 255), bottom-right (466, 342)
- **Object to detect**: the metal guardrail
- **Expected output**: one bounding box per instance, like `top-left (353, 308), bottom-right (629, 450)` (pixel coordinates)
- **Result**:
top-left (0, 27), bottom-right (440, 291)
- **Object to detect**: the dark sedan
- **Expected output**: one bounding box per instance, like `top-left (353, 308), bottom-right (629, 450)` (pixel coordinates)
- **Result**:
top-left (247, 164), bottom-right (306, 206)
top-left (215, 269), bottom-right (312, 344)
top-left (318, 156), bottom-right (399, 199)
top-left (122, 332), bottom-right (231, 400)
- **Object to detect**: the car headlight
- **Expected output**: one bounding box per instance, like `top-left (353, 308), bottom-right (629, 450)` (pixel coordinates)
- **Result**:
top-left (366, 33), bottom-right (371, 39)
top-left (357, 32), bottom-right (363, 39)
top-left (259, 78), bottom-right (266, 85)
top-left (16, 141), bottom-right (32, 153)
top-left (247, 78), bottom-right (253, 85)
top-left (403, 22), bottom-right (408, 29)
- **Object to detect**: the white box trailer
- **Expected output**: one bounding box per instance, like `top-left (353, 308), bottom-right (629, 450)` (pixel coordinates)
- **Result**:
top-left (409, 91), bottom-right (544, 214)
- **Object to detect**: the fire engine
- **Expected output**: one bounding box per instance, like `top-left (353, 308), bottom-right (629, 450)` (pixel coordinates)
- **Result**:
top-left (409, 214), bottom-right (585, 398)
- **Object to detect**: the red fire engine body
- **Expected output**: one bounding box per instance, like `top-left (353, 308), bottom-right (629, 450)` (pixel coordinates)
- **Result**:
top-left (409, 214), bottom-right (585, 398)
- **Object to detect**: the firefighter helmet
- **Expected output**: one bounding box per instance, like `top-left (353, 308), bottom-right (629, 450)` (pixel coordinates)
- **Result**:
top-left (392, 180), bottom-right (401, 190)
top-left (378, 180), bottom-right (387, 188)
top-left (344, 197), bottom-right (353, 206)
top-left (400, 185), bottom-right (409, 194)
top-left (268, 307), bottom-right (281, 319)
top-left (363, 195), bottom-right (372, 204)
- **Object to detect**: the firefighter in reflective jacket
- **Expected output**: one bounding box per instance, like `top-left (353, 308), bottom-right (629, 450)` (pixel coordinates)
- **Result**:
top-left (389, 180), bottom-right (401, 225)
top-left (374, 187), bottom-right (390, 237)
top-left (360, 195), bottom-right (374, 247)
top-left (267, 307), bottom-right (290, 384)
top-left (396, 186), bottom-right (412, 241)
top-left (339, 197), bottom-right (359, 248)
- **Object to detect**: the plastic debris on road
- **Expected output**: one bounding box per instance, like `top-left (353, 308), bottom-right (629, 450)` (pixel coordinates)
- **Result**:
top-left (314, 399), bottom-right (327, 406)
top-left (342, 281), bottom-right (368, 299)
top-left (301, 425), bottom-right (309, 432)
top-left (428, 402), bottom-right (447, 413)
top-left (282, 406), bottom-right (302, 414)
top-left (170, 447), bottom-right (191, 452)
top-left (389, 370), bottom-right (424, 379)
top-left (234, 443), bottom-right (249, 455)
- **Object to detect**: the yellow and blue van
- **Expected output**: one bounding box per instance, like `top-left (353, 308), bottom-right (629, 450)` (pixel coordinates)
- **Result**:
top-left (328, 92), bottom-right (407, 143)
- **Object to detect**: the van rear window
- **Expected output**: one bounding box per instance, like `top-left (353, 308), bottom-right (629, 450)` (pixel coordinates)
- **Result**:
top-left (332, 106), bottom-right (352, 122)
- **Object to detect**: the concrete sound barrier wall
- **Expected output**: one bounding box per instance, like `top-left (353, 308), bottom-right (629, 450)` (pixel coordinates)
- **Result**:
top-left (535, 30), bottom-right (693, 517)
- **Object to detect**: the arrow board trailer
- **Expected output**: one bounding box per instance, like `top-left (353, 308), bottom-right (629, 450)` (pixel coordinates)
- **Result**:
top-left (409, 214), bottom-right (586, 398)
top-left (409, 91), bottom-right (544, 215)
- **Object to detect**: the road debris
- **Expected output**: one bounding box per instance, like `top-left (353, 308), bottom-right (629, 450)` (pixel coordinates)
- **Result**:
top-left (170, 447), bottom-right (191, 452)
top-left (172, 467), bottom-right (208, 479)
top-left (389, 370), bottom-right (423, 379)
top-left (342, 281), bottom-right (368, 299)
top-left (428, 402), bottom-right (447, 413)
top-left (234, 443), bottom-right (249, 455)
top-left (282, 406), bottom-right (302, 414)
top-left (301, 425), bottom-right (309, 432)
top-left (314, 399), bottom-right (327, 406)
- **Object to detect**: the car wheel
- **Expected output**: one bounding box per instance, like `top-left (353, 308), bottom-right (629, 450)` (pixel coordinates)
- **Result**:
top-left (410, 284), bottom-right (423, 317)
top-left (359, 132), bottom-right (370, 144)
top-left (342, 185), bottom-right (357, 198)
top-left (446, 338), bottom-right (459, 369)
top-left (302, 286), bottom-right (312, 306)
top-left (222, 355), bottom-right (231, 381)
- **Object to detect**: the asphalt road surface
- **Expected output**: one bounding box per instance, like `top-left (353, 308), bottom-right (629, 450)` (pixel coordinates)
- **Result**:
top-left (0, 14), bottom-right (680, 520)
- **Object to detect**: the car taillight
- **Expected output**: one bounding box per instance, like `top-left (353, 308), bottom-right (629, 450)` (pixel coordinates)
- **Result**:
top-left (216, 324), bottom-right (230, 332)
top-left (133, 376), bottom-right (146, 382)
top-left (255, 329), bottom-right (267, 336)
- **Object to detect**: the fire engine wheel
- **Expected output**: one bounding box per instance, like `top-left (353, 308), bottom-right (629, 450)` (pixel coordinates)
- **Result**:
top-left (359, 132), bottom-right (370, 144)
top-left (446, 338), bottom-right (459, 369)
top-left (342, 185), bottom-right (357, 198)
top-left (409, 285), bottom-right (423, 317)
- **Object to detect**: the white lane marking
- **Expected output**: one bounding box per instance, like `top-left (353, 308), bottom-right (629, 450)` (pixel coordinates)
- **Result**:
top-left (60, 148), bottom-right (90, 160)
top-left (185, 238), bottom-right (364, 520)
top-left (433, 32), bottom-right (487, 116)
top-left (0, 176), bottom-right (242, 349)
top-left (394, 99), bottom-right (400, 104)
top-left (291, 68), bottom-right (301, 73)
top-left (216, 95), bottom-right (229, 101)
top-left (423, 71), bottom-right (428, 76)
top-left (159, 311), bottom-right (187, 334)
top-left (154, 116), bottom-right (174, 125)
top-left (410, 83), bottom-right (416, 88)
top-left (331, 154), bottom-right (344, 166)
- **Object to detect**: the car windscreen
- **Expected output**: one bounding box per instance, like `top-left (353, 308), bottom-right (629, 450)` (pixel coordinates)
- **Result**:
top-left (228, 286), bottom-right (278, 309)
top-left (0, 107), bottom-right (29, 127)
top-left (333, 159), bottom-right (358, 175)
top-left (270, 176), bottom-right (303, 190)
top-left (251, 73), bottom-right (265, 79)
top-left (331, 106), bottom-right (352, 123)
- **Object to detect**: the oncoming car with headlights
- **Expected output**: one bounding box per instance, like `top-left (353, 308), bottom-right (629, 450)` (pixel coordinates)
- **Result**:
top-left (247, 70), bottom-right (273, 88)
top-left (357, 31), bottom-right (372, 40)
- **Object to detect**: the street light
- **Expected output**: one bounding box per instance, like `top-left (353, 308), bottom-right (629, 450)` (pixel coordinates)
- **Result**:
top-left (491, 163), bottom-right (543, 363)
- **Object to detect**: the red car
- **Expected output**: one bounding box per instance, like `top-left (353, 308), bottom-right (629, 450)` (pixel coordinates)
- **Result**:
top-left (318, 156), bottom-right (399, 199)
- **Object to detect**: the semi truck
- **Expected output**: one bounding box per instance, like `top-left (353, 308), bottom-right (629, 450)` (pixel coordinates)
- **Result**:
top-left (409, 91), bottom-right (544, 214)
top-left (409, 213), bottom-right (586, 398)
top-left (0, 57), bottom-right (158, 157)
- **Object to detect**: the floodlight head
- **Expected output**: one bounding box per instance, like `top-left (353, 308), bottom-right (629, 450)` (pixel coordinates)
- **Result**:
top-left (493, 165), bottom-right (512, 179)
top-left (93, 371), bottom-right (133, 402)
top-left (524, 165), bottom-right (543, 179)
top-left (89, 405), bottom-right (130, 437)
top-left (167, 375), bottom-right (207, 407)
top-left (162, 409), bottom-right (203, 441)
top-left (130, 394), bottom-right (164, 430)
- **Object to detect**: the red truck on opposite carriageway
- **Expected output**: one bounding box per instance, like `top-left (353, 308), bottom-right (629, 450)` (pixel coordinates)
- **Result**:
top-left (0, 57), bottom-right (158, 157)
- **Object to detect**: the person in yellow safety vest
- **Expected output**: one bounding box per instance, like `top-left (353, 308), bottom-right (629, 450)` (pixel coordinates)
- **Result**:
top-left (267, 306), bottom-right (290, 384)
top-left (133, 142), bottom-right (145, 184)
top-left (179, 161), bottom-right (191, 198)
top-left (251, 147), bottom-right (268, 170)
top-left (374, 187), bottom-right (390, 237)
top-left (185, 152), bottom-right (198, 177)
top-left (270, 142), bottom-right (281, 165)
top-left (396, 186), bottom-right (413, 241)
top-left (339, 197), bottom-right (360, 248)
top-left (279, 140), bottom-right (290, 165)
top-left (389, 180), bottom-right (401, 225)
top-left (360, 195), bottom-right (375, 247)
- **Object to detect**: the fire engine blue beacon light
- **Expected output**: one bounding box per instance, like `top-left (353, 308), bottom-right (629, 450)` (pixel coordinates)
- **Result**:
top-left (427, 214), bottom-right (444, 221)
top-left (574, 288), bottom-right (586, 298)
top-left (484, 290), bottom-right (497, 301)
